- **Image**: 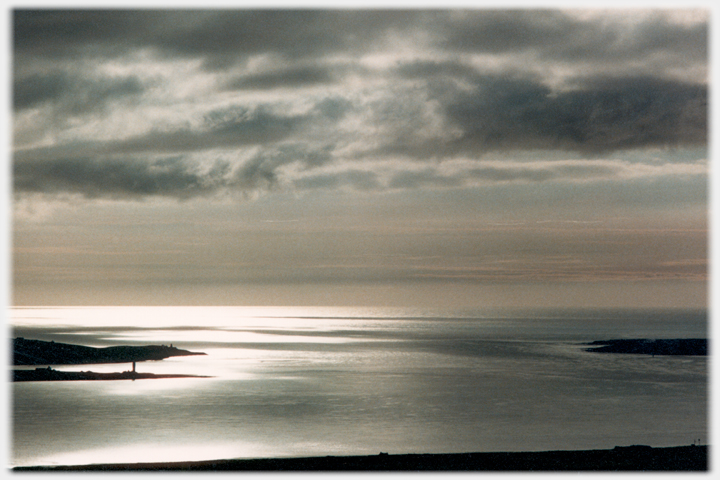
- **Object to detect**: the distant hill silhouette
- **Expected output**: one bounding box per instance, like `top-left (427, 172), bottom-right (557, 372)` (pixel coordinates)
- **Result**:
top-left (13, 337), bottom-right (206, 365)
top-left (586, 339), bottom-right (706, 356)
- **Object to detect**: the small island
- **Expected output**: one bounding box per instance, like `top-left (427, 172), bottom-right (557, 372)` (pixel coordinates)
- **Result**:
top-left (12, 337), bottom-right (208, 382)
top-left (585, 339), bottom-right (707, 356)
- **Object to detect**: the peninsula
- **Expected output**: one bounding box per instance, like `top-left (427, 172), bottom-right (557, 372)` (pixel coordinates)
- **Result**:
top-left (12, 337), bottom-right (209, 382)
top-left (13, 337), bottom-right (206, 365)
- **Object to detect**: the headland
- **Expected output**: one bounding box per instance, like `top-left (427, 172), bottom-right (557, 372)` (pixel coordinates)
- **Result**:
top-left (12, 337), bottom-right (206, 365)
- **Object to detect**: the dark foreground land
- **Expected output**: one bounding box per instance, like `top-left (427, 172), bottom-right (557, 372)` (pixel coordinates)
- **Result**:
top-left (13, 445), bottom-right (707, 471)
top-left (12, 337), bottom-right (206, 365)
top-left (586, 338), bottom-right (707, 356)
top-left (13, 368), bottom-right (209, 382)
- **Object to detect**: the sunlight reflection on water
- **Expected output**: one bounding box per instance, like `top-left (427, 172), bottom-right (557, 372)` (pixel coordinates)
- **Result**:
top-left (11, 305), bottom-right (422, 329)
top-left (108, 329), bottom-right (379, 344)
top-left (10, 306), bottom-right (708, 467)
top-left (43, 442), bottom-right (274, 467)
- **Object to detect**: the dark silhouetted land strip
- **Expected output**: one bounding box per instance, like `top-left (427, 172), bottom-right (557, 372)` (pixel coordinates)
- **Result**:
top-left (12, 337), bottom-right (206, 365)
top-left (13, 367), bottom-right (210, 382)
top-left (12, 445), bottom-right (707, 471)
top-left (586, 339), bottom-right (707, 356)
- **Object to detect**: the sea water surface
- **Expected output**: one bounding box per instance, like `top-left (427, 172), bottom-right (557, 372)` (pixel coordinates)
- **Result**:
top-left (9, 306), bottom-right (707, 467)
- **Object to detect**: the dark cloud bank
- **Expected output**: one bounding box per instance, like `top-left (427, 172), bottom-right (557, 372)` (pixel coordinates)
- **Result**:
top-left (14, 9), bottom-right (706, 65)
top-left (384, 71), bottom-right (706, 157)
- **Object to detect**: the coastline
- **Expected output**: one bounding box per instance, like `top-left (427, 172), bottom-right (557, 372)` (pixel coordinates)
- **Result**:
top-left (12, 445), bottom-right (708, 471)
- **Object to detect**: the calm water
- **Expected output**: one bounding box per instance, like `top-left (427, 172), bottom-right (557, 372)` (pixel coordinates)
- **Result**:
top-left (9, 306), bottom-right (708, 467)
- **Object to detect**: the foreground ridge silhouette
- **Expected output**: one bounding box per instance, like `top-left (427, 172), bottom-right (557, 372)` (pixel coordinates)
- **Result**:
top-left (12, 445), bottom-right (708, 471)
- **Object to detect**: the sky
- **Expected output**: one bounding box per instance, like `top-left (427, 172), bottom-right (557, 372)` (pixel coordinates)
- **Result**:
top-left (8, 6), bottom-right (710, 308)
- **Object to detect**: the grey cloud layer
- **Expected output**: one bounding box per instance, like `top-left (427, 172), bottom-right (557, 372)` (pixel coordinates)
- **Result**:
top-left (12, 9), bottom-right (708, 201)
top-left (13, 156), bottom-right (282, 199)
top-left (438, 10), bottom-right (707, 62)
top-left (14, 9), bottom-right (706, 65)
top-left (14, 9), bottom-right (418, 69)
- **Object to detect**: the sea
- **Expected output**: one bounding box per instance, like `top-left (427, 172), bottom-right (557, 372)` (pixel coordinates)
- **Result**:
top-left (8, 306), bottom-right (708, 468)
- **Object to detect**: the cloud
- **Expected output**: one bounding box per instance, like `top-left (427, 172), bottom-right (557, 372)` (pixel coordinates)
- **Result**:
top-left (224, 65), bottom-right (337, 90)
top-left (101, 106), bottom-right (306, 154)
top-left (437, 9), bottom-right (708, 63)
top-left (440, 74), bottom-right (706, 155)
top-left (13, 72), bottom-right (67, 110)
top-left (11, 9), bottom-right (708, 203)
top-left (13, 9), bottom-right (162, 59)
top-left (13, 71), bottom-right (144, 112)
top-left (13, 156), bottom-right (231, 199)
top-left (363, 68), bottom-right (706, 161)
top-left (13, 140), bottom-right (344, 199)
top-left (396, 59), bottom-right (480, 82)
top-left (15, 10), bottom-right (704, 80)
top-left (150, 10), bottom-right (420, 68)
top-left (437, 10), bottom-right (583, 55)
top-left (14, 150), bottom-right (705, 200)
top-left (13, 10), bottom-right (421, 69)
top-left (12, 153), bottom-right (307, 200)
